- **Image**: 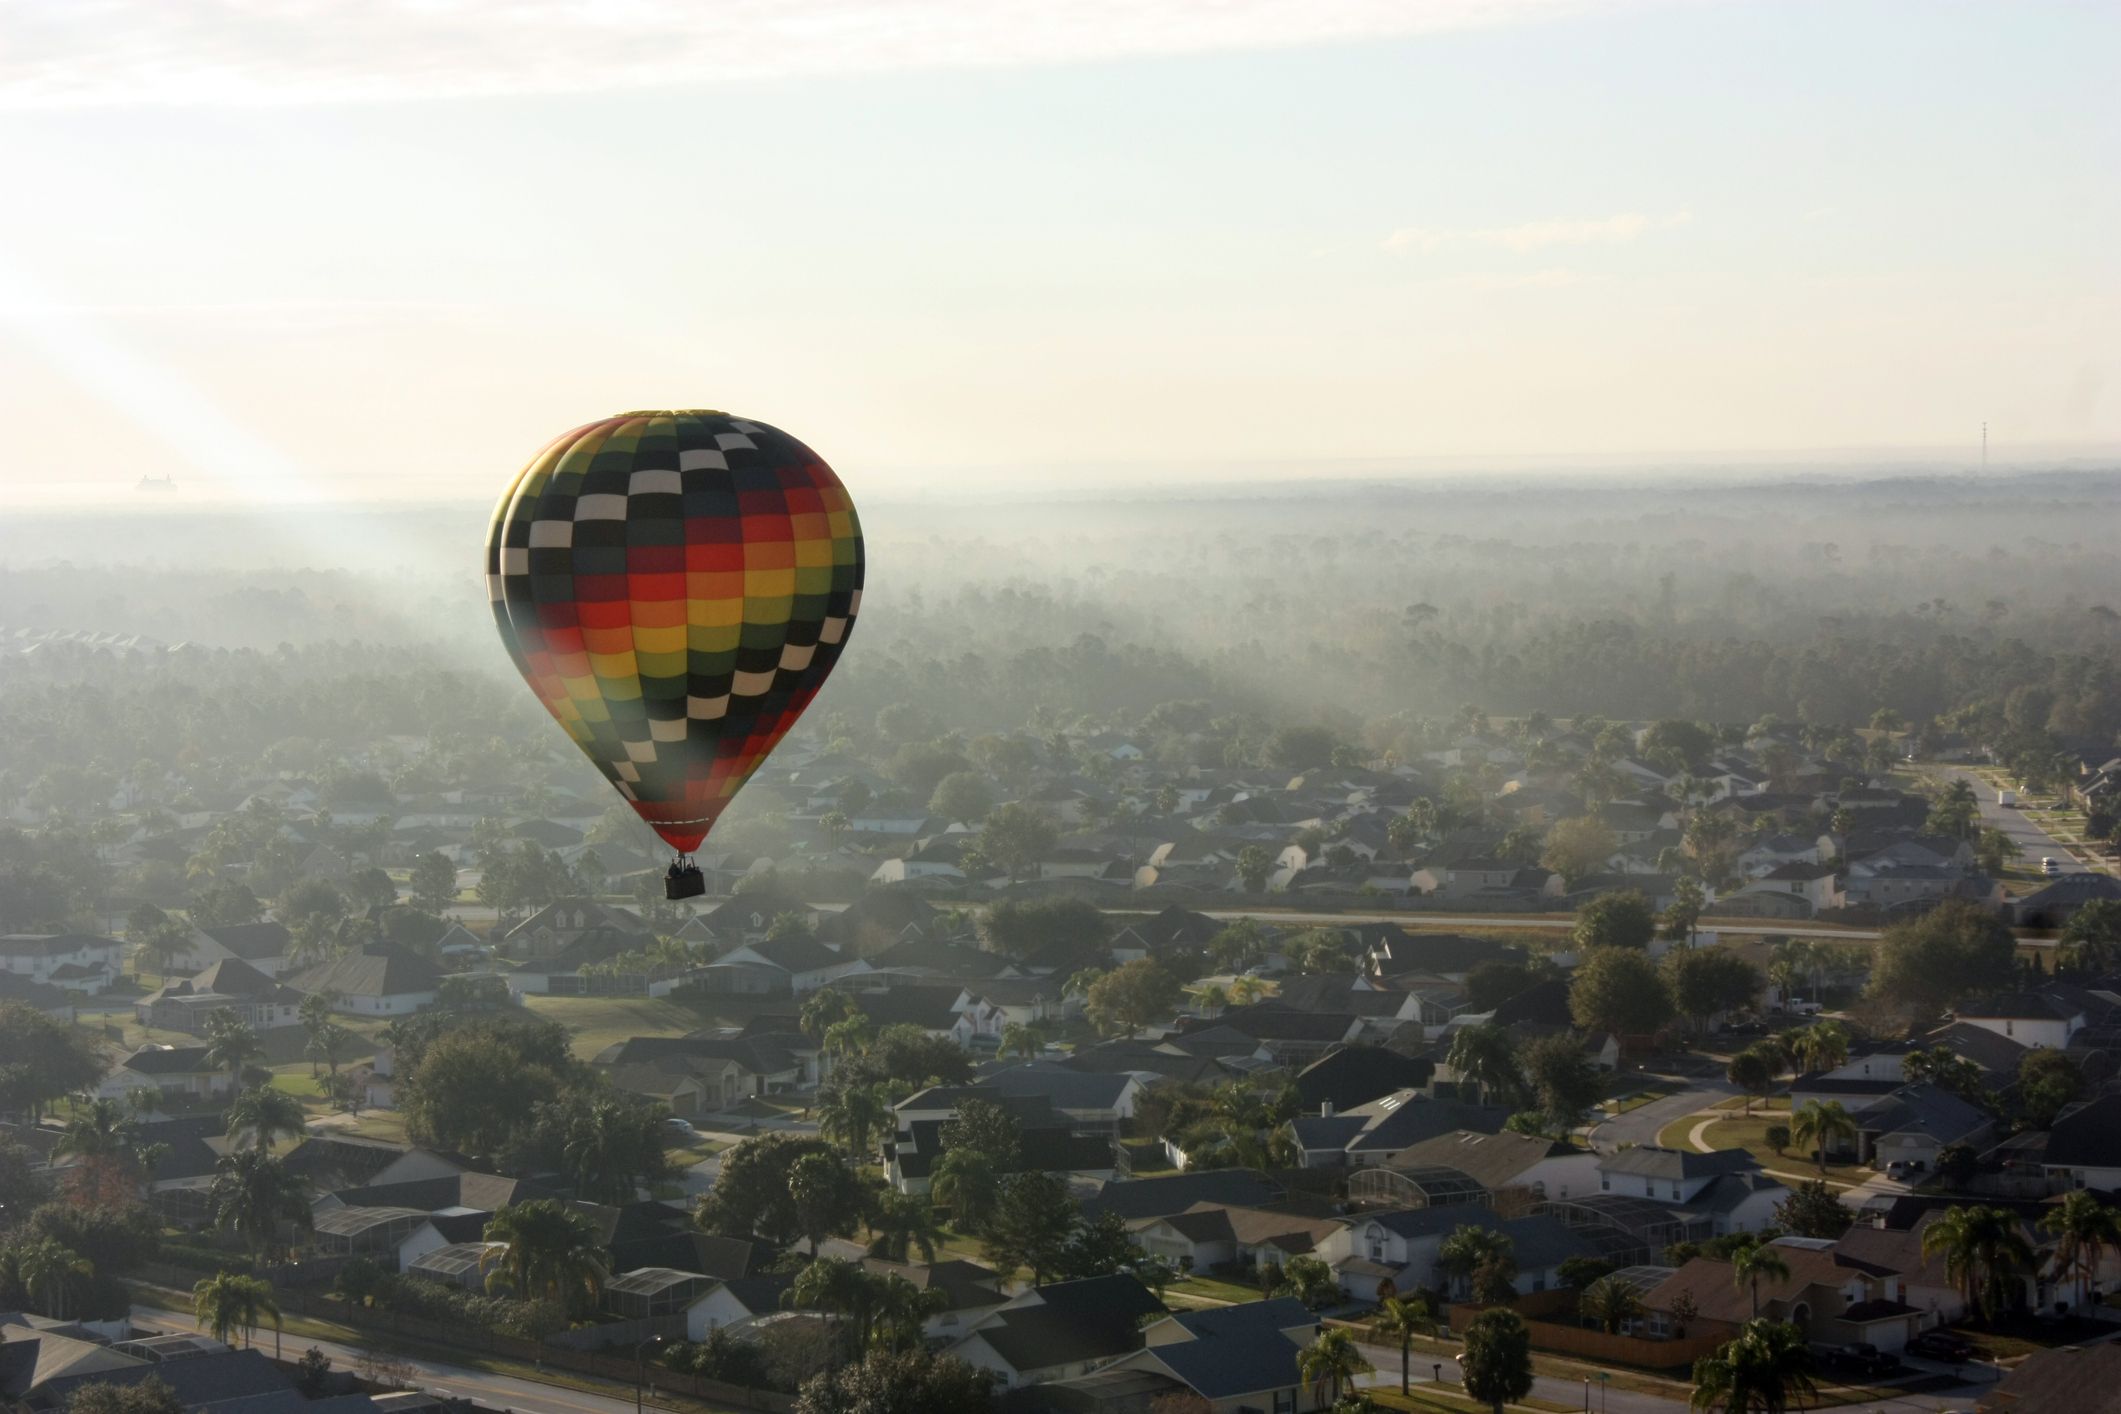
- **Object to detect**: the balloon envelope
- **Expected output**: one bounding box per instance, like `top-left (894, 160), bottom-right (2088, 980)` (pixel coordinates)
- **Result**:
top-left (485, 410), bottom-right (863, 853)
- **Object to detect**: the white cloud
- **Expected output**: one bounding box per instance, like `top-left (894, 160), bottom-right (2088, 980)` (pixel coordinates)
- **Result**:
top-left (1382, 209), bottom-right (1692, 254)
top-left (0, 0), bottom-right (1677, 108)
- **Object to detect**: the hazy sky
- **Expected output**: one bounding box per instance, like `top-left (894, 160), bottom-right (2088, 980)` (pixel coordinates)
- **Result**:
top-left (1, 0), bottom-right (2115, 504)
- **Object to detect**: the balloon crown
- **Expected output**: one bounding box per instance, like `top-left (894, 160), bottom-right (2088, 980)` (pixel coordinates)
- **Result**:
top-left (613, 408), bottom-right (727, 418)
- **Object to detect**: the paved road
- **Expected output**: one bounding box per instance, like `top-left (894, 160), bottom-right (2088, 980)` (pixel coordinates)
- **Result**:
top-left (1190, 910), bottom-right (1881, 941)
top-left (1940, 766), bottom-right (2090, 877)
top-left (1588, 1078), bottom-right (1737, 1153)
top-left (1352, 1339), bottom-right (1688, 1414)
top-left (130, 1309), bottom-right (666, 1414)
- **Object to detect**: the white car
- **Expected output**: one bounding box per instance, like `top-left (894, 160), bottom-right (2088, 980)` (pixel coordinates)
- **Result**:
top-left (665, 1116), bottom-right (697, 1136)
top-left (2041, 857), bottom-right (2060, 876)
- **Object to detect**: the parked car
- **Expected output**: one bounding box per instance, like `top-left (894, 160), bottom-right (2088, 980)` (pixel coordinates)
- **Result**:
top-left (1909, 1332), bottom-right (1972, 1363)
top-left (665, 1116), bottom-right (697, 1136)
top-left (2042, 856), bottom-right (2061, 875)
top-left (1820, 1343), bottom-right (1902, 1378)
top-left (1884, 1160), bottom-right (1917, 1180)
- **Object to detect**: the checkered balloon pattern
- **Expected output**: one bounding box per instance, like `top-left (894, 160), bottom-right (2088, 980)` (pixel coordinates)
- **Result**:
top-left (485, 411), bottom-right (864, 853)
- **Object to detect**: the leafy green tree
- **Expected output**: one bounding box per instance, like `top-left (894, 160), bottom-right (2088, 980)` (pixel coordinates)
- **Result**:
top-left (1520, 1031), bottom-right (1604, 1135)
top-left (1438, 1225), bottom-right (1517, 1303)
top-left (819, 1084), bottom-right (892, 1161)
top-left (1282, 929), bottom-right (1357, 974)
top-left (1865, 900), bottom-right (2016, 1019)
top-left (793, 1347), bottom-right (996, 1414)
top-left (790, 1152), bottom-right (868, 1258)
top-left (1572, 890), bottom-right (1657, 950)
top-left (2059, 899), bottom-right (2121, 974)
top-left (1274, 1253), bottom-right (1340, 1309)
top-left (1459, 1308), bottom-right (1534, 1414)
top-left (1235, 845), bottom-right (1275, 893)
top-left (1665, 948), bottom-right (1761, 1033)
top-left (981, 897), bottom-right (1108, 964)
top-left (1569, 946), bottom-right (1674, 1038)
top-left (14, 1236), bottom-right (93, 1319)
top-left (2018, 1049), bottom-right (2083, 1129)
top-left (1085, 960), bottom-right (1181, 1036)
top-left (866, 1192), bottom-right (944, 1264)
top-left (67, 1376), bottom-right (185, 1414)
top-left (975, 804), bottom-right (1058, 883)
top-left (1540, 815), bottom-right (1618, 887)
top-left (1053, 1211), bottom-right (1139, 1281)
top-left (1726, 1048), bottom-right (1777, 1116)
top-left (191, 1271), bottom-right (277, 1349)
top-left (190, 881), bottom-right (263, 928)
top-left (202, 1010), bottom-right (265, 1091)
top-left (927, 772), bottom-right (993, 825)
top-left (939, 1099), bottom-right (1022, 1169)
top-left (1773, 1181), bottom-right (1853, 1239)
top-left (407, 852), bottom-right (458, 914)
top-left (398, 1022), bottom-right (570, 1158)
top-left (981, 1171), bottom-right (1076, 1284)
top-left (0, 1004), bottom-right (110, 1119)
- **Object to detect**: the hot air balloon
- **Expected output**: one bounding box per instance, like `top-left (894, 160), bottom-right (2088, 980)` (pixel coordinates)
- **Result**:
top-left (485, 410), bottom-right (863, 898)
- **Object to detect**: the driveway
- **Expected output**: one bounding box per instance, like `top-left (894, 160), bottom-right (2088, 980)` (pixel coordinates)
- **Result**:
top-left (1352, 1340), bottom-right (1690, 1414)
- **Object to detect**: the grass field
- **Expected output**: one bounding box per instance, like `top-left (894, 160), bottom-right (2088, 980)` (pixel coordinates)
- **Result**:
top-left (521, 994), bottom-right (708, 1059)
top-left (1658, 1111), bottom-right (1864, 1190)
top-left (1168, 1273), bottom-right (1264, 1304)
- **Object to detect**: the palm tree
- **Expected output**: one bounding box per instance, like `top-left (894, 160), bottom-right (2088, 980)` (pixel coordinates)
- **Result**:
top-left (560, 1097), bottom-right (646, 1204)
top-left (1297, 1326), bottom-right (1370, 1406)
top-left (1765, 959), bottom-right (1800, 1011)
top-left (930, 1147), bottom-right (1002, 1234)
top-left (1578, 1273), bottom-right (1645, 1334)
top-left (1227, 975), bottom-right (1268, 1006)
top-left (1729, 1238), bottom-right (1792, 1318)
top-left (203, 1010), bottom-right (265, 1091)
top-left (1446, 1024), bottom-right (1522, 1108)
top-left (998, 1023), bottom-right (1044, 1059)
top-left (1791, 1100), bottom-right (1858, 1174)
top-left (817, 1084), bottom-right (889, 1161)
top-left (227, 1087), bottom-right (308, 1153)
top-left (822, 1015), bottom-right (873, 1061)
top-left (55, 1098), bottom-right (137, 1164)
top-left (15, 1237), bottom-right (93, 1319)
top-left (869, 1273), bottom-right (949, 1351)
top-left (1690, 1318), bottom-right (1818, 1413)
top-left (1367, 1291), bottom-right (1438, 1394)
top-left (866, 1192), bottom-right (943, 1264)
top-left (1439, 1225), bottom-right (1518, 1303)
top-left (2042, 1190), bottom-right (2121, 1307)
top-left (1188, 984), bottom-right (1229, 1017)
top-left (785, 1256), bottom-right (876, 1358)
top-left (481, 1200), bottom-right (607, 1311)
top-left (191, 1271), bottom-right (278, 1348)
top-left (210, 1148), bottom-right (312, 1267)
top-left (1923, 1204), bottom-right (2035, 1324)
top-left (801, 988), bottom-right (858, 1040)
top-left (297, 991), bottom-right (336, 1075)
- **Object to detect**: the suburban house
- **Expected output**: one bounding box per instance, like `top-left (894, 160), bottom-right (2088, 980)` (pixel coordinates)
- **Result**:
top-left (164, 921), bottom-right (294, 977)
top-left (0, 933), bottom-right (125, 987)
top-left (1063, 1298), bottom-right (1331, 1414)
top-left (946, 1274), bottom-right (1166, 1389)
top-left (1315, 1206), bottom-right (1594, 1303)
top-left (1642, 1237), bottom-right (1926, 1352)
top-left (713, 933), bottom-right (870, 993)
top-left (137, 957), bottom-right (306, 1033)
top-left (1953, 993), bottom-right (2085, 1050)
top-left (592, 1034), bottom-right (804, 1114)
top-left (97, 1044), bottom-right (234, 1103)
top-left (2039, 1093), bottom-right (2121, 1190)
top-left (503, 898), bottom-right (654, 960)
top-left (1129, 1203), bottom-right (1347, 1275)
top-left (285, 942), bottom-right (444, 1015)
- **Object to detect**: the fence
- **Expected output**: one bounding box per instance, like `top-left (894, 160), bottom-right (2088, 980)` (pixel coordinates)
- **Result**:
top-left (1438, 1299), bottom-right (1731, 1373)
top-left (137, 1278), bottom-right (796, 1413)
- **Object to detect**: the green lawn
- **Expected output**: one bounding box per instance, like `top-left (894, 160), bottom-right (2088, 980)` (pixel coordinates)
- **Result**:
top-left (1168, 1274), bottom-right (1264, 1304)
top-left (1681, 1114), bottom-right (1865, 1190)
top-left (521, 994), bottom-right (709, 1059)
top-left (269, 1069), bottom-right (325, 1099)
top-left (1372, 1388), bottom-right (1574, 1414)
